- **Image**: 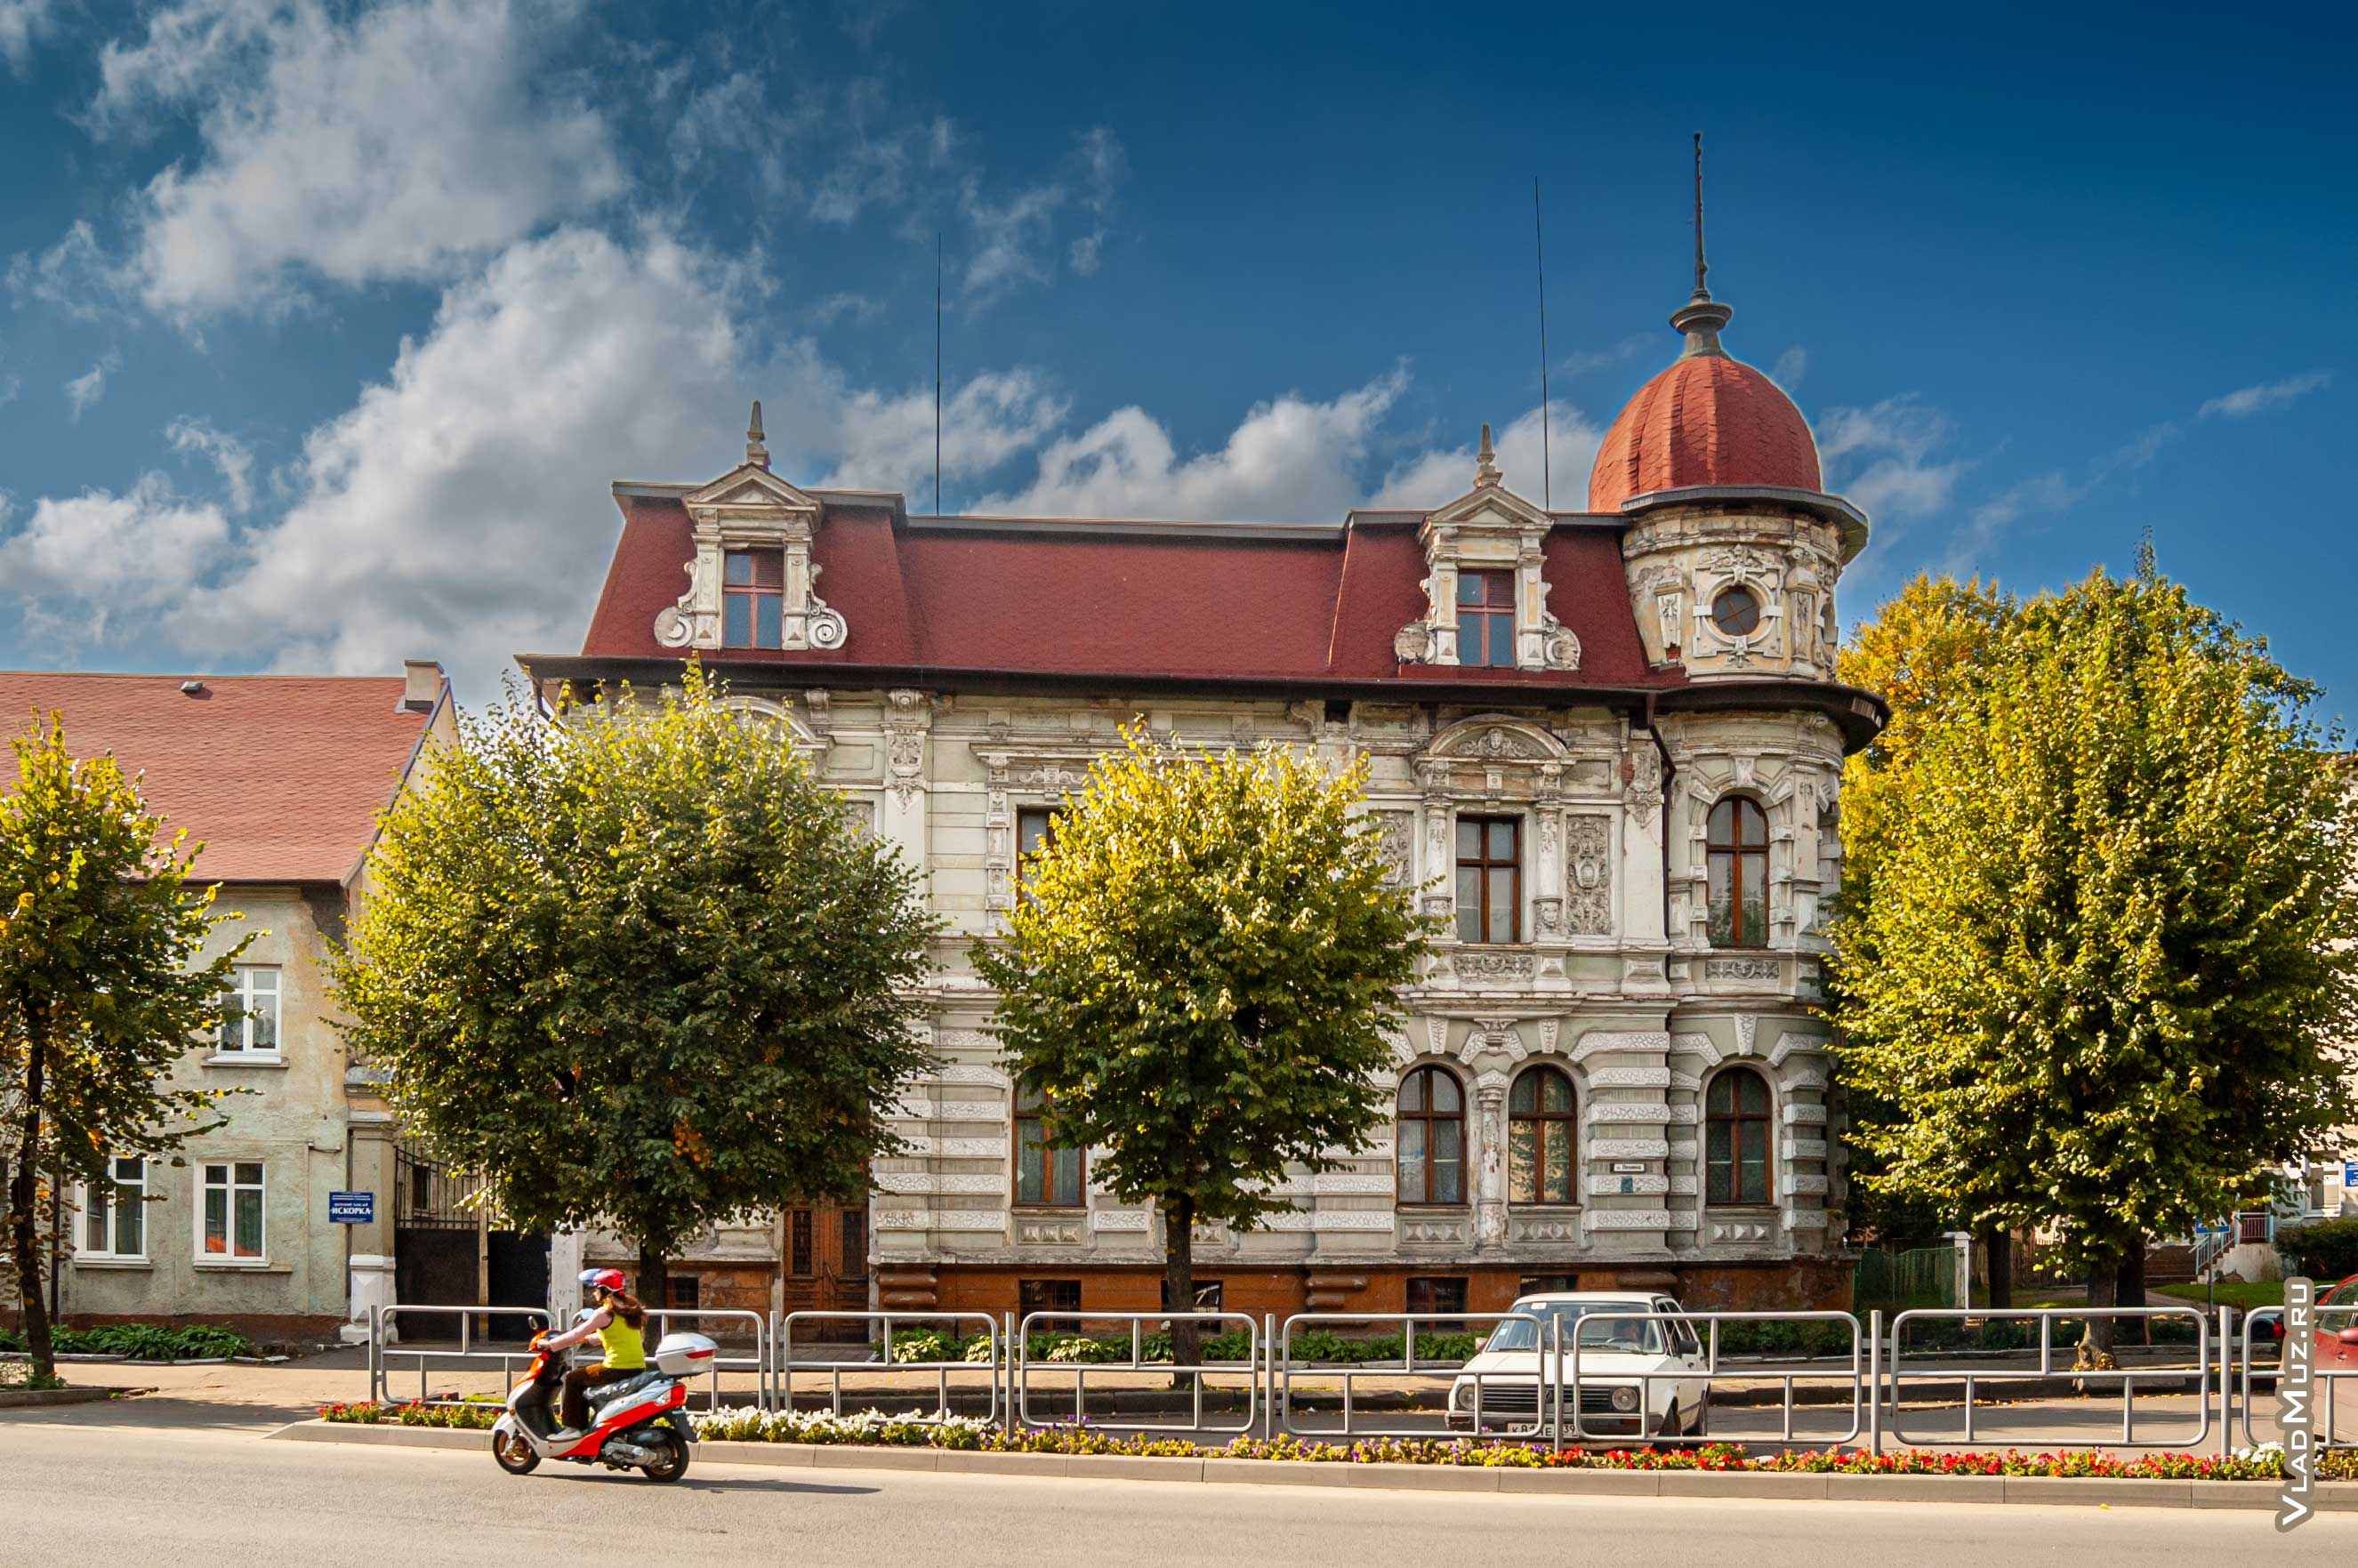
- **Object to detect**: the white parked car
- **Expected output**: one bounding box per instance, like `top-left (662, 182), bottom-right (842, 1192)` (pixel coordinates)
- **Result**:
top-left (1445, 1291), bottom-right (1710, 1441)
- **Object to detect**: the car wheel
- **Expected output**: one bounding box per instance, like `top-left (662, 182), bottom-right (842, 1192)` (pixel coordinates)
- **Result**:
top-left (1684, 1389), bottom-right (1708, 1440)
top-left (1654, 1401), bottom-right (1683, 1442)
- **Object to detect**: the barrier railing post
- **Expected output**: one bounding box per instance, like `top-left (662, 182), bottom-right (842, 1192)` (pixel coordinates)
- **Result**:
top-left (1548, 1313), bottom-right (1565, 1452)
top-left (1866, 1309), bottom-right (1882, 1459)
top-left (1003, 1311), bottom-right (1017, 1431)
top-left (2217, 1305), bottom-right (2233, 1460)
top-left (1260, 1314), bottom-right (1276, 1442)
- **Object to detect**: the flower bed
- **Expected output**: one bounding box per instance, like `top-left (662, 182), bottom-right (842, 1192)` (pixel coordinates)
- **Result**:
top-left (315, 1400), bottom-right (2357, 1481)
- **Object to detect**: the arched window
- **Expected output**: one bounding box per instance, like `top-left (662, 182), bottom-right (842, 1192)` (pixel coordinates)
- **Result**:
top-left (1705, 1068), bottom-right (1773, 1206)
top-left (1705, 796), bottom-right (1770, 948)
top-left (1508, 1066), bottom-right (1577, 1205)
top-left (1396, 1066), bottom-right (1465, 1205)
top-left (1014, 1081), bottom-right (1084, 1207)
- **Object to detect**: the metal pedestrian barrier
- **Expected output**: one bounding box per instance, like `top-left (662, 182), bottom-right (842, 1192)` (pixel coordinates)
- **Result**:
top-left (1563, 1308), bottom-right (1865, 1449)
top-left (368, 1304), bottom-right (551, 1408)
top-left (1016, 1311), bottom-right (1259, 1435)
top-left (2236, 1299), bottom-right (2358, 1451)
top-left (777, 1310), bottom-right (1002, 1423)
top-left (642, 1308), bottom-right (769, 1411)
top-left (1275, 1312), bottom-right (1559, 1443)
top-left (1885, 1307), bottom-right (2211, 1450)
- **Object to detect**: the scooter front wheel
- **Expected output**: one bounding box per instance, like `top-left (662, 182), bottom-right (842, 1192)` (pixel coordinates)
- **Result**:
top-left (492, 1429), bottom-right (542, 1476)
top-left (639, 1428), bottom-right (689, 1484)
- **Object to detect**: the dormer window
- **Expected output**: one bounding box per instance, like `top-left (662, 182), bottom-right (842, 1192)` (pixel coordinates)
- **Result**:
top-left (1456, 570), bottom-right (1515, 667)
top-left (723, 550), bottom-right (784, 648)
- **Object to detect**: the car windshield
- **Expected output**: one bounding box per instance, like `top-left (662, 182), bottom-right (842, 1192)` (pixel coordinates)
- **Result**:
top-left (1484, 1303), bottom-right (1668, 1355)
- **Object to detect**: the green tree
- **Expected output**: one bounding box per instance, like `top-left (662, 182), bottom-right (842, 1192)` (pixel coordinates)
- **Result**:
top-left (2, 714), bottom-right (243, 1380)
top-left (331, 671), bottom-right (938, 1307)
top-left (1832, 576), bottom-right (2017, 1281)
top-left (1830, 551), bottom-right (2358, 1347)
top-left (973, 732), bottom-right (1428, 1360)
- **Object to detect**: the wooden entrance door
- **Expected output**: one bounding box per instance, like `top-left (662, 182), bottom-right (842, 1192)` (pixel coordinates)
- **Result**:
top-left (780, 1202), bottom-right (870, 1340)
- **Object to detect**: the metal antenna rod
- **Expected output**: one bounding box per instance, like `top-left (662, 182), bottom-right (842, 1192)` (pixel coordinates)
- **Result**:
top-left (1692, 131), bottom-right (1709, 302)
top-left (1534, 175), bottom-right (1550, 511)
top-left (934, 231), bottom-right (944, 516)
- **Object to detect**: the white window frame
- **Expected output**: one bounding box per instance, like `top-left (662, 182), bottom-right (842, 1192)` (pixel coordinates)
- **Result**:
top-left (75, 1156), bottom-right (149, 1262)
top-left (214, 966), bottom-right (283, 1060)
top-left (195, 1160), bottom-right (268, 1266)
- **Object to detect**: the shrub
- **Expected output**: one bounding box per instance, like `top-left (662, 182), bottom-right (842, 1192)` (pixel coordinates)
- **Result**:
top-left (2281, 1218), bottom-right (2358, 1283)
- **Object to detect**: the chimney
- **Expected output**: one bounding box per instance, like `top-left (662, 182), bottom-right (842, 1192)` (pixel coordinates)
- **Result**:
top-left (401, 659), bottom-right (445, 713)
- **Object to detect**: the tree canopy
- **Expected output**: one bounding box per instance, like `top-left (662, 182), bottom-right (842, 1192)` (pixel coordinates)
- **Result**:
top-left (2, 713), bottom-right (243, 1379)
top-left (973, 731), bottom-right (1428, 1350)
top-left (1830, 552), bottom-right (2358, 1295)
top-left (331, 671), bottom-right (938, 1300)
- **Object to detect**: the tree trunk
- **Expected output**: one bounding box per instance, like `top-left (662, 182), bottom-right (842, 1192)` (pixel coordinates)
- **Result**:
top-left (2114, 1234), bottom-right (2148, 1347)
top-left (8, 1023), bottom-right (54, 1380)
top-left (636, 1245), bottom-right (670, 1326)
top-left (1984, 1225), bottom-right (2014, 1311)
top-left (1162, 1194), bottom-right (1198, 1372)
top-left (2081, 1252), bottom-right (2121, 1362)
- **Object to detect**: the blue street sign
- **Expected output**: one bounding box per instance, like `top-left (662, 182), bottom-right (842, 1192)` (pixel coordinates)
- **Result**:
top-left (328, 1191), bottom-right (374, 1225)
top-left (2344, 1162), bottom-right (2358, 1189)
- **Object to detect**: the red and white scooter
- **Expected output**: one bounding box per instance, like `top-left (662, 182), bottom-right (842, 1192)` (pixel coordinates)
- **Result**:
top-left (490, 1324), bottom-right (715, 1482)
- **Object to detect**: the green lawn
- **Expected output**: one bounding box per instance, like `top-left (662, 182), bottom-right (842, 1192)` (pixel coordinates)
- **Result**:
top-left (2157, 1279), bottom-right (2284, 1311)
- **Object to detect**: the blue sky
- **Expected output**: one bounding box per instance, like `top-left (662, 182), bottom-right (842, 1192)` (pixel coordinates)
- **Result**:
top-left (2, 0), bottom-right (2350, 707)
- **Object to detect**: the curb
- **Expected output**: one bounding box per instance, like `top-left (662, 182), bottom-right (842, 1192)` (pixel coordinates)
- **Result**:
top-left (263, 1422), bottom-right (2355, 1510)
top-left (0, 1387), bottom-right (139, 1410)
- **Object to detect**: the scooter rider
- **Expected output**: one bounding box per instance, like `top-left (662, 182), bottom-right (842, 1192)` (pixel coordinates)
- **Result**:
top-left (541, 1267), bottom-right (648, 1441)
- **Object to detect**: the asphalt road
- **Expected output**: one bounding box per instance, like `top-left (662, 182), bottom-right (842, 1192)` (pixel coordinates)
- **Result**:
top-left (4, 1407), bottom-right (2353, 1567)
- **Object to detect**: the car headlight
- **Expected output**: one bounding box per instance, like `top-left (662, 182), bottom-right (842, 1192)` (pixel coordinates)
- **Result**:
top-left (1452, 1383), bottom-right (1474, 1411)
top-left (1610, 1385), bottom-right (1640, 1412)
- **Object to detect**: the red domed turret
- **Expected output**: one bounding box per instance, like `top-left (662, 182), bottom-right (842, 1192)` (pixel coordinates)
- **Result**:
top-left (1586, 346), bottom-right (1821, 512)
top-left (1588, 135), bottom-right (1821, 512)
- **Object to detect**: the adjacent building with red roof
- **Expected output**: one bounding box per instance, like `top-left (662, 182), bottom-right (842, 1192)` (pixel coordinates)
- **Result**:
top-left (3, 664), bottom-right (452, 1341)
top-left (525, 253), bottom-right (1883, 1324)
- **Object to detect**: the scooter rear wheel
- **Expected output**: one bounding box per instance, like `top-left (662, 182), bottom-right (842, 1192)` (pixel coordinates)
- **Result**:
top-left (639, 1428), bottom-right (689, 1484)
top-left (492, 1430), bottom-right (542, 1476)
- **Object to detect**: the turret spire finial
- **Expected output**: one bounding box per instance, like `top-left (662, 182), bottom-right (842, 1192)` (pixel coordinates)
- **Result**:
top-left (1670, 132), bottom-right (1732, 358)
top-left (746, 398), bottom-right (769, 470)
top-left (1475, 422), bottom-right (1501, 487)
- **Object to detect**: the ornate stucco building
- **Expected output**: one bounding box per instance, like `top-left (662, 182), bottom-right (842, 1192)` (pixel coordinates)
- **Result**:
top-left (526, 261), bottom-right (1883, 1324)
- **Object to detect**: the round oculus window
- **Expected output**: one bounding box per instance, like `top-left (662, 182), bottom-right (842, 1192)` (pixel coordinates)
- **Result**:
top-left (1710, 585), bottom-right (1761, 638)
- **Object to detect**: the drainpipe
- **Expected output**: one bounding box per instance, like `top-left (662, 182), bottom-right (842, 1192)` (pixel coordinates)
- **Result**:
top-left (1642, 694), bottom-right (1678, 953)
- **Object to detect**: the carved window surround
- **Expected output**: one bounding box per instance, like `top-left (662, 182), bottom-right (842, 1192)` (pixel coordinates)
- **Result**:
top-left (655, 464), bottom-right (847, 653)
top-left (973, 744), bottom-right (1104, 916)
top-left (1391, 482), bottom-right (1580, 672)
top-left (1409, 718), bottom-right (1617, 947)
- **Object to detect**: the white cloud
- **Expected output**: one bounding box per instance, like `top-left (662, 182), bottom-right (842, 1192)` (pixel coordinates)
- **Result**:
top-left (161, 228), bottom-right (773, 688)
top-left (1815, 396), bottom-right (1964, 519)
top-left (1557, 334), bottom-right (1653, 378)
top-left (166, 417), bottom-right (257, 512)
top-left (818, 370), bottom-right (1067, 503)
top-left (2199, 370), bottom-right (2332, 421)
top-left (101, 0), bottom-right (624, 316)
top-left (960, 126), bottom-right (1125, 299)
top-left (0, 0), bottom-right (56, 69)
top-left (1772, 345), bottom-right (1809, 389)
top-left (4, 221), bottom-right (127, 323)
top-left (1369, 402), bottom-right (1606, 511)
top-left (0, 476), bottom-right (233, 639)
top-left (65, 353), bottom-right (120, 420)
top-left (974, 370), bottom-right (1408, 522)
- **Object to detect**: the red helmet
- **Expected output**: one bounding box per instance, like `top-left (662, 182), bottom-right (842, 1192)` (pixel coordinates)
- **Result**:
top-left (578, 1267), bottom-right (626, 1295)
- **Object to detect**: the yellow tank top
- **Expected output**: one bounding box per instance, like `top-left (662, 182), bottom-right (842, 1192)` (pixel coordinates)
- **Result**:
top-left (597, 1313), bottom-right (646, 1370)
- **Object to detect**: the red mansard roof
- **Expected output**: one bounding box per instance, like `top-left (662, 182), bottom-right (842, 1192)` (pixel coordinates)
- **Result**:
top-left (0, 671), bottom-right (442, 885)
top-left (575, 495), bottom-right (1682, 695)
